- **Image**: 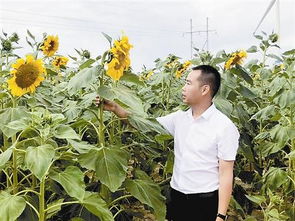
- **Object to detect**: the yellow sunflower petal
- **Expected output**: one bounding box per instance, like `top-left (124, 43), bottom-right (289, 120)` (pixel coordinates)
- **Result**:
top-left (26, 55), bottom-right (34, 63)
top-left (11, 58), bottom-right (25, 70)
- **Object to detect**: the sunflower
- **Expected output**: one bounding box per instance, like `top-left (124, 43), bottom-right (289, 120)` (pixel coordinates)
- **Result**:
top-left (7, 55), bottom-right (46, 96)
top-left (146, 71), bottom-right (154, 80)
top-left (224, 50), bottom-right (247, 70)
top-left (40, 35), bottom-right (59, 57)
top-left (165, 61), bottom-right (177, 69)
top-left (165, 56), bottom-right (179, 69)
top-left (139, 70), bottom-right (154, 81)
top-left (176, 60), bottom-right (191, 78)
top-left (106, 58), bottom-right (125, 81)
top-left (52, 56), bottom-right (69, 69)
top-left (106, 35), bottom-right (133, 81)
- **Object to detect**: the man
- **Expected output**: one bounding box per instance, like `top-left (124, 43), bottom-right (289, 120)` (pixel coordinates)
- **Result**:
top-left (95, 65), bottom-right (240, 221)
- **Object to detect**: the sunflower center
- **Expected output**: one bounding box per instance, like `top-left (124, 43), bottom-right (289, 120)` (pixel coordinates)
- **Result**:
top-left (55, 58), bottom-right (62, 66)
top-left (15, 63), bottom-right (39, 88)
top-left (232, 55), bottom-right (242, 65)
top-left (48, 40), bottom-right (55, 51)
top-left (114, 62), bottom-right (122, 70)
top-left (118, 52), bottom-right (126, 62)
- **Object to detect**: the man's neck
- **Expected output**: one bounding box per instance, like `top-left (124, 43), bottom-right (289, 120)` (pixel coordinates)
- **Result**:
top-left (190, 100), bottom-right (213, 119)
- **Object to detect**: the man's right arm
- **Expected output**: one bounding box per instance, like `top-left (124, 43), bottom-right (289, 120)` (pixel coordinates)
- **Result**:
top-left (112, 102), bottom-right (130, 118)
top-left (95, 96), bottom-right (176, 135)
top-left (95, 96), bottom-right (130, 119)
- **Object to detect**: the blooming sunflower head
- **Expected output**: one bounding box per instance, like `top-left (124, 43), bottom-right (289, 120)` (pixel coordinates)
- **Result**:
top-left (7, 55), bottom-right (46, 97)
top-left (110, 46), bottom-right (131, 67)
top-left (52, 56), bottom-right (69, 69)
top-left (224, 50), bottom-right (247, 70)
top-left (140, 70), bottom-right (154, 81)
top-left (106, 35), bottom-right (133, 81)
top-left (146, 70), bottom-right (154, 80)
top-left (40, 35), bottom-right (59, 57)
top-left (165, 55), bottom-right (179, 69)
top-left (175, 60), bottom-right (192, 78)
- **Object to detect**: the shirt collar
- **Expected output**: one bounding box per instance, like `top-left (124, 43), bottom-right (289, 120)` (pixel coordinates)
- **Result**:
top-left (186, 103), bottom-right (216, 120)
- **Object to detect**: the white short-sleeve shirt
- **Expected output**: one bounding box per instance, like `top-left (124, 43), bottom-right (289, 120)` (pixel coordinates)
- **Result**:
top-left (156, 103), bottom-right (240, 194)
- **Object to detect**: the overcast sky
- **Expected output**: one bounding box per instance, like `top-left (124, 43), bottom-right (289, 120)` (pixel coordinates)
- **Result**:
top-left (0, 0), bottom-right (294, 72)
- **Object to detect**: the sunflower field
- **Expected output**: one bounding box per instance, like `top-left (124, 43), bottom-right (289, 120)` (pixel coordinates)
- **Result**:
top-left (0, 30), bottom-right (294, 221)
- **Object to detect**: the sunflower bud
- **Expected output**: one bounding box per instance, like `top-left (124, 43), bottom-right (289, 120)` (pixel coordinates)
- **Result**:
top-left (1, 40), bottom-right (12, 51)
top-left (9, 33), bottom-right (19, 42)
top-left (269, 34), bottom-right (279, 43)
top-left (82, 50), bottom-right (90, 59)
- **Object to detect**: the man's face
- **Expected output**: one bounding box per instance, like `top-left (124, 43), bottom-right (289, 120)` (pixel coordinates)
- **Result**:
top-left (182, 70), bottom-right (209, 105)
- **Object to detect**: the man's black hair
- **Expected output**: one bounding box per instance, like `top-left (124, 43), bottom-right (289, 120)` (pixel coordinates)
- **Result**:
top-left (192, 65), bottom-right (221, 97)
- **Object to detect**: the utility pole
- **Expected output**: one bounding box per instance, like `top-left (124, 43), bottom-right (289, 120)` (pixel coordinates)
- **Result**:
top-left (184, 18), bottom-right (216, 58)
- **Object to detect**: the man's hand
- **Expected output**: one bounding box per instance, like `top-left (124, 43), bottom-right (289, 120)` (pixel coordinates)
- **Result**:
top-left (94, 96), bottom-right (117, 112)
top-left (94, 95), bottom-right (130, 119)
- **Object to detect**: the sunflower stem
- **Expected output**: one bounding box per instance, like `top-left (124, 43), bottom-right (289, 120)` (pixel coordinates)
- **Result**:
top-left (0, 53), bottom-right (2, 71)
top-left (100, 184), bottom-right (111, 204)
top-left (161, 75), bottom-right (165, 104)
top-left (6, 54), bottom-right (9, 69)
top-left (12, 96), bottom-right (16, 108)
top-left (12, 135), bottom-right (18, 194)
top-left (97, 52), bottom-right (109, 147)
top-left (262, 47), bottom-right (268, 68)
top-left (3, 169), bottom-right (12, 188)
top-left (39, 177), bottom-right (46, 221)
top-left (11, 95), bottom-right (20, 195)
top-left (109, 80), bottom-right (118, 145)
top-left (98, 106), bottom-right (105, 147)
top-left (166, 74), bottom-right (173, 110)
top-left (98, 67), bottom-right (105, 147)
top-left (289, 77), bottom-right (295, 183)
top-left (108, 194), bottom-right (133, 207)
top-left (32, 174), bottom-right (37, 190)
top-left (44, 201), bottom-right (79, 212)
top-left (3, 134), bottom-right (9, 151)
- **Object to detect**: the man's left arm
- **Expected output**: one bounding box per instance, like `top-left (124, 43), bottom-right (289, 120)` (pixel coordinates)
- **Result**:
top-left (216, 159), bottom-right (234, 221)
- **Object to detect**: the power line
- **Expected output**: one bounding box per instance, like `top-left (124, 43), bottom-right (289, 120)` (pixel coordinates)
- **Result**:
top-left (0, 18), bottom-right (187, 39)
top-left (0, 8), bottom-right (187, 34)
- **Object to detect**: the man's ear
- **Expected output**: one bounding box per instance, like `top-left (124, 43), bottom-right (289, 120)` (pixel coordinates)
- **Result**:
top-left (202, 85), bottom-right (211, 96)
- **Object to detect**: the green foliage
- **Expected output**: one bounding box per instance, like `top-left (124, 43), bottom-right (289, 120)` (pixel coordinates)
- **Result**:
top-left (0, 30), bottom-right (294, 221)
